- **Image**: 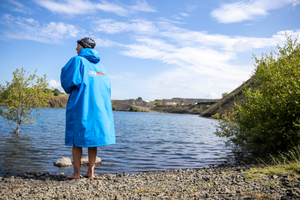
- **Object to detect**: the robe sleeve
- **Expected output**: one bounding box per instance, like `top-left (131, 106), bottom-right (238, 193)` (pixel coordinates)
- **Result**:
top-left (60, 57), bottom-right (83, 94)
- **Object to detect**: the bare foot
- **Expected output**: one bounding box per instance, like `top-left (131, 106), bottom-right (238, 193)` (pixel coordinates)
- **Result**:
top-left (66, 173), bottom-right (80, 179)
top-left (83, 172), bottom-right (94, 178)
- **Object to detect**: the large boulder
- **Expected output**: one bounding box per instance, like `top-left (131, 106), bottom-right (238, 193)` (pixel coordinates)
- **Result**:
top-left (54, 157), bottom-right (72, 167)
top-left (81, 155), bottom-right (101, 165)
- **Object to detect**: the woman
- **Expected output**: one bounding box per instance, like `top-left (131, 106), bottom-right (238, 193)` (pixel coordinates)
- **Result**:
top-left (61, 37), bottom-right (116, 179)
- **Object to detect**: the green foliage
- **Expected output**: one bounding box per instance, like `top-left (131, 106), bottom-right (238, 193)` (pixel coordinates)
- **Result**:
top-left (215, 35), bottom-right (300, 156)
top-left (59, 102), bottom-right (64, 107)
top-left (0, 68), bottom-right (51, 134)
top-left (205, 105), bottom-right (211, 109)
top-left (222, 92), bottom-right (228, 98)
top-left (155, 102), bottom-right (160, 106)
top-left (112, 105), bottom-right (117, 111)
top-left (136, 97), bottom-right (142, 101)
top-left (52, 88), bottom-right (60, 96)
top-left (129, 106), bottom-right (140, 112)
top-left (211, 113), bottom-right (220, 119)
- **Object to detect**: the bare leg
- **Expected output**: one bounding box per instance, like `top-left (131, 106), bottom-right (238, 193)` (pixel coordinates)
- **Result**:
top-left (83, 147), bottom-right (97, 178)
top-left (67, 145), bottom-right (82, 179)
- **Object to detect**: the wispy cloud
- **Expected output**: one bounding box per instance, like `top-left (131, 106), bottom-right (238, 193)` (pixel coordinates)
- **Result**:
top-left (93, 19), bottom-right (157, 34)
top-left (34, 0), bottom-right (129, 16)
top-left (34, 0), bottom-right (156, 16)
top-left (94, 18), bottom-right (300, 98)
top-left (211, 0), bottom-right (300, 23)
top-left (1, 0), bottom-right (32, 14)
top-left (131, 0), bottom-right (156, 12)
top-left (0, 14), bottom-right (80, 43)
top-left (49, 79), bottom-right (61, 88)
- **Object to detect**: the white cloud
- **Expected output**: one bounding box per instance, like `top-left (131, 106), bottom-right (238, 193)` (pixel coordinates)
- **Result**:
top-left (207, 91), bottom-right (219, 99)
top-left (34, 0), bottom-right (129, 16)
top-left (34, 0), bottom-right (156, 16)
top-left (93, 37), bottom-right (119, 47)
top-left (49, 79), bottom-right (61, 88)
top-left (1, 14), bottom-right (80, 43)
top-left (180, 12), bottom-right (189, 17)
top-left (93, 19), bottom-right (156, 34)
top-left (1, 0), bottom-right (31, 14)
top-left (211, 0), bottom-right (300, 23)
top-left (131, 0), bottom-right (156, 12)
top-left (100, 18), bottom-right (300, 98)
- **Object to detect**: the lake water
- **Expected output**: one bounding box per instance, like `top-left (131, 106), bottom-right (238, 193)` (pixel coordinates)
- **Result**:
top-left (0, 108), bottom-right (234, 175)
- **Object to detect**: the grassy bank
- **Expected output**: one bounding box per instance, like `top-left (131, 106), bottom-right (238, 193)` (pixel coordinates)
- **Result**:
top-left (245, 146), bottom-right (300, 182)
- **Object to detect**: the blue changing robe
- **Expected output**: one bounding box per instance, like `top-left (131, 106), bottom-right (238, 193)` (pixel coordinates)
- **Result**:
top-left (60, 48), bottom-right (116, 147)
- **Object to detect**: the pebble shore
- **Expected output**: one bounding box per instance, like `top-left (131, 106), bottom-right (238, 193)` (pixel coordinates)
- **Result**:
top-left (1, 164), bottom-right (299, 200)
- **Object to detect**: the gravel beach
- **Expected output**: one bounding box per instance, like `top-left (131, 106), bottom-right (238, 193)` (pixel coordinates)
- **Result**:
top-left (1, 164), bottom-right (299, 200)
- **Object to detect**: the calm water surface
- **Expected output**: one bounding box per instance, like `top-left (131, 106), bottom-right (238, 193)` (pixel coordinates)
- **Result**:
top-left (0, 108), bottom-right (233, 175)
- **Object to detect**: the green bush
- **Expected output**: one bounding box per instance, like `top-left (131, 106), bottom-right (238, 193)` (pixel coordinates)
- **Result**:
top-left (59, 102), bottom-right (64, 107)
top-left (205, 105), bottom-right (211, 109)
top-left (215, 35), bottom-right (300, 156)
top-left (112, 105), bottom-right (117, 111)
top-left (211, 113), bottom-right (220, 119)
top-left (53, 89), bottom-right (60, 96)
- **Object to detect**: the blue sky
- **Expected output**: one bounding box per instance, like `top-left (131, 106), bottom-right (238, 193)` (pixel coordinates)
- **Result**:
top-left (0, 0), bottom-right (299, 101)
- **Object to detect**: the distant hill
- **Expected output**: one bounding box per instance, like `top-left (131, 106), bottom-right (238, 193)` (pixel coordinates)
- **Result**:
top-left (48, 96), bottom-right (68, 108)
top-left (156, 98), bottom-right (219, 105)
top-left (200, 77), bottom-right (255, 118)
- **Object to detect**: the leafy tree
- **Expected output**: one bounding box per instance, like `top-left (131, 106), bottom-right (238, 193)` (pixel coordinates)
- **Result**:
top-left (52, 88), bottom-right (60, 96)
top-left (215, 35), bottom-right (300, 156)
top-left (0, 68), bottom-right (51, 134)
top-left (136, 97), bottom-right (142, 101)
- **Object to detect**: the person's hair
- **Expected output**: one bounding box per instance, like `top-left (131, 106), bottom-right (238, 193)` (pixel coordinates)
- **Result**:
top-left (77, 37), bottom-right (96, 49)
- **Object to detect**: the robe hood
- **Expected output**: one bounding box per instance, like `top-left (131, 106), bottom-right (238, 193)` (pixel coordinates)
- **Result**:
top-left (78, 48), bottom-right (100, 63)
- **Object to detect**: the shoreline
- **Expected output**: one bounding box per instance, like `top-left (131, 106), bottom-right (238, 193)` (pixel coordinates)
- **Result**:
top-left (1, 164), bottom-right (299, 200)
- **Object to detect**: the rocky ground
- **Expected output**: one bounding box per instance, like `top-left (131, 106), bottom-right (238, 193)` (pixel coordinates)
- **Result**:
top-left (0, 164), bottom-right (299, 200)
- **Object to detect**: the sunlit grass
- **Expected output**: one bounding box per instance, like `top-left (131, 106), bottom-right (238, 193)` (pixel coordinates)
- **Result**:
top-left (245, 146), bottom-right (300, 180)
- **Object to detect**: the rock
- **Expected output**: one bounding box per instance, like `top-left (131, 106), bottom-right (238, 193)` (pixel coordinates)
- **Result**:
top-left (140, 197), bottom-right (150, 200)
top-left (281, 196), bottom-right (289, 200)
top-left (115, 194), bottom-right (123, 200)
top-left (81, 156), bottom-right (101, 165)
top-left (54, 157), bottom-right (72, 167)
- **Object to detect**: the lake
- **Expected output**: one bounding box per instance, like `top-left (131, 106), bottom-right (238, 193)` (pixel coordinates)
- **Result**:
top-left (0, 108), bottom-right (234, 175)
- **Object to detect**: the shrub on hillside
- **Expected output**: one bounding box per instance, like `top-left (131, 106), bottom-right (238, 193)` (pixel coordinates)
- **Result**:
top-left (215, 35), bottom-right (300, 156)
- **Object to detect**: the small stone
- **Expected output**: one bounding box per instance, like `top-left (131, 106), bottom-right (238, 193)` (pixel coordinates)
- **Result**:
top-left (54, 157), bottom-right (72, 167)
top-left (271, 175), bottom-right (279, 179)
top-left (140, 197), bottom-right (151, 200)
top-left (81, 156), bottom-right (101, 165)
top-left (107, 174), bottom-right (114, 180)
top-left (281, 196), bottom-right (289, 200)
top-left (115, 194), bottom-right (123, 200)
